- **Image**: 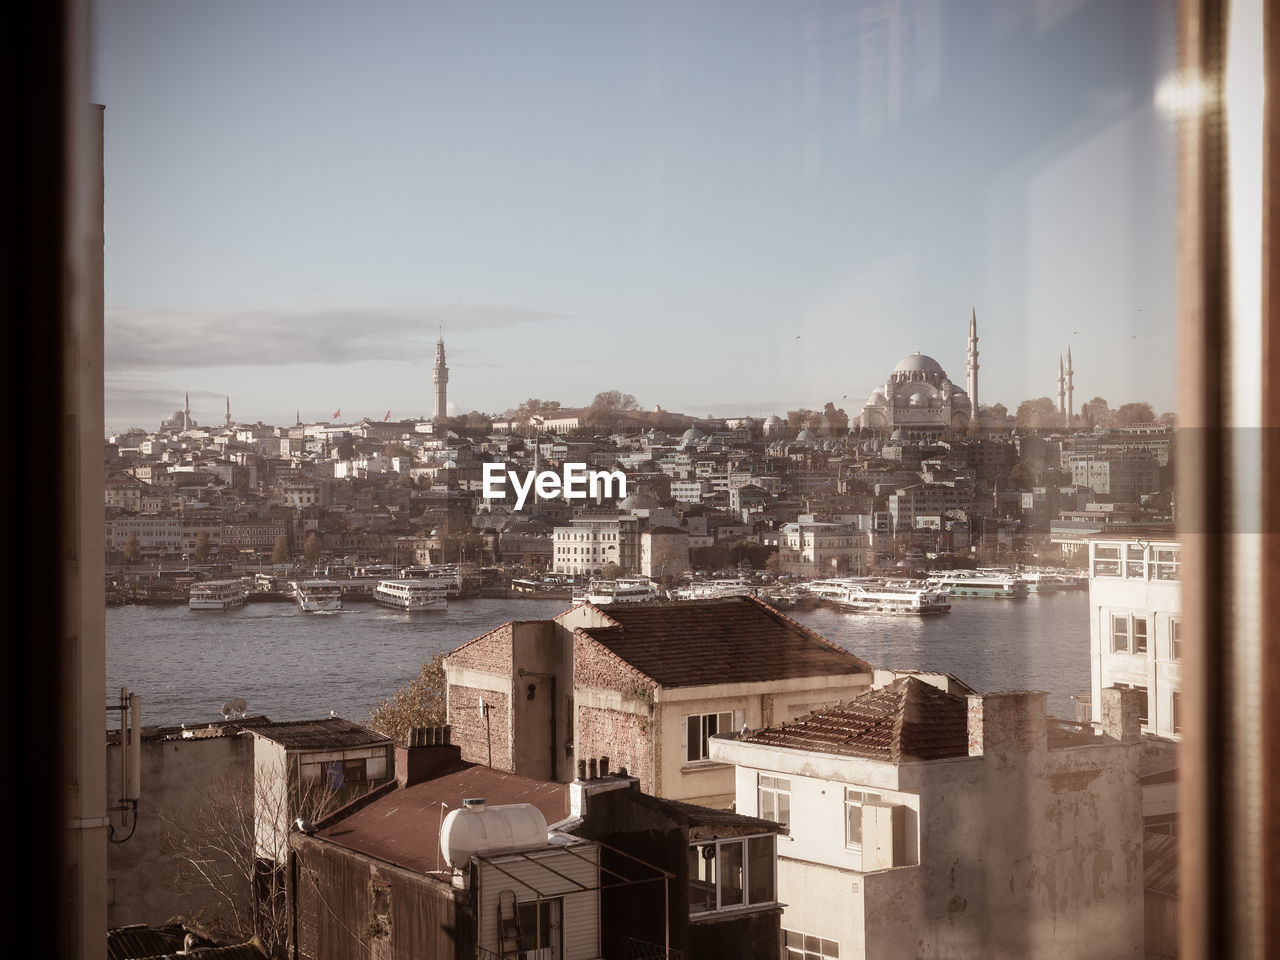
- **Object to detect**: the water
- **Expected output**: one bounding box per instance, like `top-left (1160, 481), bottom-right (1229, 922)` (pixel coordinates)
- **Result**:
top-left (107, 591), bottom-right (1089, 729)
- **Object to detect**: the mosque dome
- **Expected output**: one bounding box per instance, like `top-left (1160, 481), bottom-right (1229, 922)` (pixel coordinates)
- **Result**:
top-left (907, 389), bottom-right (931, 407)
top-left (796, 429), bottom-right (817, 442)
top-left (892, 352), bottom-right (946, 377)
top-left (681, 427), bottom-right (706, 442)
top-left (764, 415), bottom-right (783, 425)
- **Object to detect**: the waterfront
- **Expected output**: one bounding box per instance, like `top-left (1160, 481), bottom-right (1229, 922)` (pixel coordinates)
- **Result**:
top-left (107, 591), bottom-right (1089, 730)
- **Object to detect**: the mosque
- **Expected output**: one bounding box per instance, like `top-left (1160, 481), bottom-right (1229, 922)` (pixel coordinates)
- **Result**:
top-left (855, 309), bottom-right (981, 436)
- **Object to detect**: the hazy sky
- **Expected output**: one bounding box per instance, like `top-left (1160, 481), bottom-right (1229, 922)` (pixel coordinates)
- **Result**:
top-left (93, 0), bottom-right (1180, 432)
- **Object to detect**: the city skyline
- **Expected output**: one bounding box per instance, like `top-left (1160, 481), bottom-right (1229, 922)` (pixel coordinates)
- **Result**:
top-left (95, 0), bottom-right (1180, 432)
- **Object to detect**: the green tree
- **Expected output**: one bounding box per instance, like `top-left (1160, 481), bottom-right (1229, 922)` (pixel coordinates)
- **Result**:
top-left (599, 562), bottom-right (623, 580)
top-left (1080, 396), bottom-right (1110, 427)
top-left (123, 533), bottom-right (141, 563)
top-left (366, 653), bottom-right (448, 745)
top-left (1008, 460), bottom-right (1039, 490)
top-left (193, 531), bottom-right (211, 563)
top-left (303, 532), bottom-right (321, 565)
top-left (271, 535), bottom-right (290, 564)
top-left (335, 436), bottom-right (356, 459)
top-left (384, 441), bottom-right (409, 459)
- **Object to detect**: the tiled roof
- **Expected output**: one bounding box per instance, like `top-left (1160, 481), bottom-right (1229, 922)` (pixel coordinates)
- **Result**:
top-left (314, 760), bottom-right (568, 874)
top-left (575, 596), bottom-right (872, 688)
top-left (246, 717), bottom-right (391, 750)
top-left (738, 677), bottom-right (969, 762)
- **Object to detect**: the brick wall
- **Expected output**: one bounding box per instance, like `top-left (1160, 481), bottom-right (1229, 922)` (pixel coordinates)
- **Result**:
top-left (447, 622), bottom-right (514, 675)
top-left (577, 705), bottom-right (654, 794)
top-left (572, 632), bottom-right (653, 693)
top-left (447, 684), bottom-right (512, 771)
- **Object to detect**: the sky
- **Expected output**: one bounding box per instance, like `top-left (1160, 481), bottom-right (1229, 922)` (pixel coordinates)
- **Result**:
top-left (93, 0), bottom-right (1181, 433)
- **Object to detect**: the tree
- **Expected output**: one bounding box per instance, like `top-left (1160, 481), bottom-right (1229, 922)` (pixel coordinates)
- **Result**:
top-left (1080, 396), bottom-right (1110, 427)
top-left (384, 441), bottom-right (409, 459)
top-left (590, 390), bottom-right (639, 412)
top-left (822, 402), bottom-right (849, 435)
top-left (1114, 401), bottom-right (1155, 426)
top-left (599, 561), bottom-right (623, 580)
top-left (271, 535), bottom-right (290, 564)
top-left (123, 532), bottom-right (142, 563)
top-left (303, 532), bottom-right (321, 566)
top-left (158, 760), bottom-right (350, 957)
top-left (335, 436), bottom-right (356, 459)
top-left (786, 409), bottom-right (820, 433)
top-left (1008, 460), bottom-right (1039, 490)
top-left (366, 653), bottom-right (448, 745)
top-left (194, 532), bottom-right (211, 563)
top-left (1014, 397), bottom-right (1059, 430)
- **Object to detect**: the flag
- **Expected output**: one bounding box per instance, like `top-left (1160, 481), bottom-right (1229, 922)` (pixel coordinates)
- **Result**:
top-left (332, 408), bottom-right (340, 419)
top-left (384, 409), bottom-right (391, 421)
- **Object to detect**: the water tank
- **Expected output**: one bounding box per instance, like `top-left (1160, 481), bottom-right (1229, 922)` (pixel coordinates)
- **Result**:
top-left (440, 799), bottom-right (548, 867)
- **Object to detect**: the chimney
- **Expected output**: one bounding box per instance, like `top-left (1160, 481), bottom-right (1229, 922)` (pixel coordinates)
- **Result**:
top-left (1100, 686), bottom-right (1142, 743)
top-left (967, 691), bottom-right (1048, 757)
top-left (396, 724), bottom-right (462, 787)
top-left (569, 756), bottom-right (638, 818)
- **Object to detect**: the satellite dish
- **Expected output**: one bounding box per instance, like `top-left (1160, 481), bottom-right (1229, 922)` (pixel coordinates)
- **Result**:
top-left (221, 698), bottom-right (248, 719)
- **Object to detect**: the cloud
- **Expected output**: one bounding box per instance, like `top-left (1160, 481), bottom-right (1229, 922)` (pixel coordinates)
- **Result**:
top-left (105, 301), bottom-right (566, 371)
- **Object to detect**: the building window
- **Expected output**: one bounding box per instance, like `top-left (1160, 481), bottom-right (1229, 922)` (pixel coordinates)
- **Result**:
top-left (783, 929), bottom-right (840, 959)
top-left (1111, 615), bottom-right (1129, 653)
top-left (1124, 543), bottom-right (1146, 579)
top-left (686, 711), bottom-right (740, 762)
top-left (1132, 617), bottom-right (1148, 654)
top-left (1092, 543), bottom-right (1121, 577)
top-left (1172, 691), bottom-right (1182, 734)
top-left (516, 897), bottom-right (562, 957)
top-left (688, 834), bottom-right (776, 916)
top-left (844, 789), bottom-right (882, 849)
top-left (1171, 618), bottom-right (1182, 661)
top-left (1153, 546), bottom-right (1180, 580)
top-left (758, 775), bottom-right (791, 828)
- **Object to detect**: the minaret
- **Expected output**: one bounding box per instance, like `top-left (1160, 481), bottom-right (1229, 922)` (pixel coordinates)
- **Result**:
top-left (183, 391), bottom-right (191, 432)
top-left (966, 309), bottom-right (979, 421)
top-left (225, 396), bottom-right (232, 428)
top-left (433, 336), bottom-right (449, 422)
top-left (1057, 354), bottom-right (1066, 420)
top-left (1065, 345), bottom-right (1074, 427)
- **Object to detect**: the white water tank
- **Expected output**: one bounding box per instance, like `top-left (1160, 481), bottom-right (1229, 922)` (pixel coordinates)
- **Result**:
top-left (439, 799), bottom-right (548, 868)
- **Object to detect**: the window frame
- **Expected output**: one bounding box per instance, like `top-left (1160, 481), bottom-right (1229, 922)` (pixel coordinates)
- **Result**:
top-left (844, 788), bottom-right (882, 850)
top-left (758, 773), bottom-right (791, 829)
top-left (688, 833), bottom-right (777, 917)
top-left (684, 709), bottom-right (742, 763)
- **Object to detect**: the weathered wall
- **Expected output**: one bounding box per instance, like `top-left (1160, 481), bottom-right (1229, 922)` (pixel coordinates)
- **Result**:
top-left (688, 905), bottom-right (784, 960)
top-left (105, 730), bottom-right (254, 928)
top-left (447, 684), bottom-right (511, 771)
top-left (577, 705), bottom-right (655, 794)
top-left (290, 833), bottom-right (472, 960)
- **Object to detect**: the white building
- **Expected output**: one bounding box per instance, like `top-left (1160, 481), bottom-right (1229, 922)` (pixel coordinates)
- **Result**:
top-left (1086, 536), bottom-right (1182, 739)
top-left (778, 519), bottom-right (870, 577)
top-left (712, 679), bottom-right (1145, 960)
top-left (553, 515), bottom-right (622, 576)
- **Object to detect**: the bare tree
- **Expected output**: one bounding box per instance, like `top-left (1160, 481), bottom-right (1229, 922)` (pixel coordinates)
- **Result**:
top-left (366, 653), bottom-right (448, 745)
top-left (157, 759), bottom-right (350, 957)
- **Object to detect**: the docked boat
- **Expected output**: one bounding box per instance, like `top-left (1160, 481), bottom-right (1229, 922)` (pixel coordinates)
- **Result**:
top-left (374, 578), bottom-right (449, 611)
top-left (926, 573), bottom-right (1029, 599)
top-left (584, 577), bottom-right (661, 604)
top-left (811, 578), bottom-right (951, 615)
top-left (676, 578), bottom-right (759, 600)
top-left (188, 579), bottom-right (248, 610)
top-left (292, 580), bottom-right (344, 613)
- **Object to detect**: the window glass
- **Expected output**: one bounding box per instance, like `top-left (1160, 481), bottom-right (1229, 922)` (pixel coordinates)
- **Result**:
top-left (719, 839), bottom-right (744, 907)
top-left (1111, 615), bottom-right (1129, 653)
top-left (747, 836), bottom-right (775, 905)
top-left (1133, 618), bottom-right (1148, 655)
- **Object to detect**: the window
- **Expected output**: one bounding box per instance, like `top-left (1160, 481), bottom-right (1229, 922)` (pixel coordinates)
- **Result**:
top-left (516, 897), bottom-right (562, 959)
top-left (1092, 544), bottom-right (1121, 577)
top-left (1153, 546), bottom-right (1180, 581)
top-left (1171, 619), bottom-right (1182, 661)
top-left (1132, 618), bottom-right (1148, 654)
top-left (1121, 685), bottom-right (1151, 726)
top-left (688, 835), bottom-right (776, 915)
top-left (1124, 543), bottom-right (1146, 579)
top-left (1111, 615), bottom-right (1129, 653)
top-left (844, 789), bottom-right (881, 849)
top-left (758, 774), bottom-right (791, 828)
top-left (685, 710), bottom-right (742, 762)
top-left (784, 929), bottom-right (840, 960)
top-left (1172, 691), bottom-right (1182, 735)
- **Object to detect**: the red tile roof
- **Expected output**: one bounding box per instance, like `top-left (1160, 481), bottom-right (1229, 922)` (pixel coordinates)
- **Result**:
top-left (575, 596), bottom-right (872, 688)
top-left (315, 760), bottom-right (568, 874)
top-left (739, 677), bottom-right (968, 762)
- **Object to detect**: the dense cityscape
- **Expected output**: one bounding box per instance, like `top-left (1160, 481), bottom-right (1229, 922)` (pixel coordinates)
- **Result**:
top-left (103, 325), bottom-right (1182, 959)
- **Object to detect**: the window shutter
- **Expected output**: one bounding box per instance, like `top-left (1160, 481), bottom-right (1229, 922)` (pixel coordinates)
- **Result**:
top-left (685, 715), bottom-right (698, 762)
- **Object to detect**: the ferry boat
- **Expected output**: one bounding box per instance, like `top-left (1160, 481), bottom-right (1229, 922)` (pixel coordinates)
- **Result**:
top-left (188, 579), bottom-right (248, 610)
top-left (374, 578), bottom-right (448, 612)
top-left (676, 578), bottom-right (759, 600)
top-left (583, 577), bottom-right (661, 604)
top-left (810, 578), bottom-right (951, 615)
top-left (292, 580), bottom-right (344, 613)
top-left (925, 573), bottom-right (1029, 599)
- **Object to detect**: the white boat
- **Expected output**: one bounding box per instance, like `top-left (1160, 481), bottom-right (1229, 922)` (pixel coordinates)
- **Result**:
top-left (926, 573), bottom-right (1028, 599)
top-left (584, 577), bottom-right (660, 604)
top-left (809, 578), bottom-right (951, 615)
top-left (292, 580), bottom-right (344, 613)
top-left (188, 579), bottom-right (248, 610)
top-left (677, 579), bottom-right (759, 600)
top-left (374, 578), bottom-right (448, 612)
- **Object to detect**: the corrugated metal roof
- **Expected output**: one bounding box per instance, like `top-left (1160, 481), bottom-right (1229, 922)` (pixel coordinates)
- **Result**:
top-left (1144, 830), bottom-right (1178, 895)
top-left (739, 677), bottom-right (969, 762)
top-left (246, 716), bottom-right (391, 750)
top-left (314, 761), bottom-right (568, 874)
top-left (578, 596), bottom-right (873, 688)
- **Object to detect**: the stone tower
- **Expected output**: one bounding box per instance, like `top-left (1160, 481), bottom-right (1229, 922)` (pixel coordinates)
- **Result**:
top-left (966, 308), bottom-right (979, 421)
top-left (433, 336), bottom-right (449, 422)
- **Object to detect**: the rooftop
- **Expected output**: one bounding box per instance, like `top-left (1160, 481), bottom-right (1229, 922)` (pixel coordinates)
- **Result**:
top-left (571, 596), bottom-right (873, 688)
top-left (314, 760), bottom-right (568, 874)
top-left (246, 716), bottom-right (391, 751)
top-left (737, 677), bottom-right (969, 762)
